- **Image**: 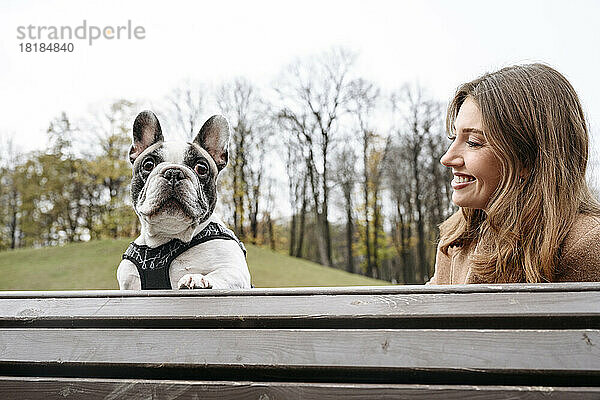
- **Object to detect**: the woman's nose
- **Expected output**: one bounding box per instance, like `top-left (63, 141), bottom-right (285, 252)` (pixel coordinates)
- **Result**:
top-left (440, 142), bottom-right (463, 168)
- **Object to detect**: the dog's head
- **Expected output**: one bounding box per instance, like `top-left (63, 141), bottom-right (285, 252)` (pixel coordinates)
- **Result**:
top-left (129, 110), bottom-right (230, 237)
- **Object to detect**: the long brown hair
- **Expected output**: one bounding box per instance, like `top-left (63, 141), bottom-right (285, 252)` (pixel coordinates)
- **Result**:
top-left (440, 63), bottom-right (600, 283)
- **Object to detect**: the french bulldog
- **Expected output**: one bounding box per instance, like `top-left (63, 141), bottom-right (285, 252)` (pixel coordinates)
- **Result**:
top-left (116, 110), bottom-right (251, 290)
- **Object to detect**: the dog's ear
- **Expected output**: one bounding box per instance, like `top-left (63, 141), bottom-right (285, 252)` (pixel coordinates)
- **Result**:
top-left (193, 115), bottom-right (231, 172)
top-left (130, 111), bottom-right (164, 164)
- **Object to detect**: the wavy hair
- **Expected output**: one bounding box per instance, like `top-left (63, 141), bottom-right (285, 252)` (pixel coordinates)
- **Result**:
top-left (439, 63), bottom-right (600, 283)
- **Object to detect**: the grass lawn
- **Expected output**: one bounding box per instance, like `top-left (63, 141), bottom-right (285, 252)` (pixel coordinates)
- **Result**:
top-left (0, 239), bottom-right (390, 290)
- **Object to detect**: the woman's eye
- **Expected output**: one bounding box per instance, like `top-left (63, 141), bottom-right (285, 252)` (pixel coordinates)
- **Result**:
top-left (142, 159), bottom-right (155, 172)
top-left (467, 141), bottom-right (483, 148)
top-left (195, 162), bottom-right (209, 177)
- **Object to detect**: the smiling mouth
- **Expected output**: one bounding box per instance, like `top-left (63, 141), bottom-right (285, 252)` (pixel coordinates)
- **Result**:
top-left (452, 175), bottom-right (476, 189)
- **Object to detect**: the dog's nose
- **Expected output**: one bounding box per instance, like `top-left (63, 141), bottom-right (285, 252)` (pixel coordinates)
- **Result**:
top-left (163, 168), bottom-right (186, 186)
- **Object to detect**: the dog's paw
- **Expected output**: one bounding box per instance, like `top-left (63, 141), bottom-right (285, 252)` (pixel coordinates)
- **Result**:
top-left (178, 274), bottom-right (212, 289)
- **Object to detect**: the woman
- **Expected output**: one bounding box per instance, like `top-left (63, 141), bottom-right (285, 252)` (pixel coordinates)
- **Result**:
top-left (428, 63), bottom-right (600, 284)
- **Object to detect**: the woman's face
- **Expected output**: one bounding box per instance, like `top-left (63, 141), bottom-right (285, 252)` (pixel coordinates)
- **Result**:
top-left (440, 97), bottom-right (503, 209)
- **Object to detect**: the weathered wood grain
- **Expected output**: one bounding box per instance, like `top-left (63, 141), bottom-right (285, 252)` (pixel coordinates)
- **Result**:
top-left (0, 291), bottom-right (598, 329)
top-left (0, 377), bottom-right (598, 400)
top-left (0, 328), bottom-right (598, 372)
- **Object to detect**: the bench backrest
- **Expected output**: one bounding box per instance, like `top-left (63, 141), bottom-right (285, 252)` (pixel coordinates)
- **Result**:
top-left (0, 283), bottom-right (599, 398)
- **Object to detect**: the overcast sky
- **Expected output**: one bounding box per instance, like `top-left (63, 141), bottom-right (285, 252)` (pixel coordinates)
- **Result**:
top-left (2, 0), bottom-right (600, 182)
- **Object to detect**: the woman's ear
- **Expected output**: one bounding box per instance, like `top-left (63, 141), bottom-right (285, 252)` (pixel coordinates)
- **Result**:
top-left (519, 166), bottom-right (530, 183)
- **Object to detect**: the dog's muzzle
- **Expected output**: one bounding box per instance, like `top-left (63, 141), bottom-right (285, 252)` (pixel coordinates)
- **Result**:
top-left (163, 168), bottom-right (186, 188)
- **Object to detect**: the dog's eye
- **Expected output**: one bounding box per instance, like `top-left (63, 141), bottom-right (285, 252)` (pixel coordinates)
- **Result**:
top-left (194, 161), bottom-right (209, 177)
top-left (142, 159), bottom-right (155, 172)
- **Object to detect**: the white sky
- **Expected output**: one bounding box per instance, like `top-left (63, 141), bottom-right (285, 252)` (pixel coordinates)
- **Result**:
top-left (2, 0), bottom-right (600, 183)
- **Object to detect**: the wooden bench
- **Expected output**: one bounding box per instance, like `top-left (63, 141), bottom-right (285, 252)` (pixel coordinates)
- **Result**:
top-left (0, 282), bottom-right (599, 399)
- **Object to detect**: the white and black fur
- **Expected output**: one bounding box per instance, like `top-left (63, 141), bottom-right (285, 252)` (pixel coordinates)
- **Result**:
top-left (117, 111), bottom-right (251, 290)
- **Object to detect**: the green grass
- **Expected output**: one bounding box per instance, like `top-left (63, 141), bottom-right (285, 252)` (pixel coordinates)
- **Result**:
top-left (0, 239), bottom-right (390, 290)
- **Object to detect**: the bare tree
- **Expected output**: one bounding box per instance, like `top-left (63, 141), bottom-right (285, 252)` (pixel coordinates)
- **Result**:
top-left (262, 176), bottom-right (278, 250)
top-left (347, 78), bottom-right (381, 277)
top-left (217, 78), bottom-right (270, 242)
top-left (333, 147), bottom-right (358, 273)
top-left (277, 107), bottom-right (329, 264)
top-left (369, 134), bottom-right (392, 278)
top-left (276, 48), bottom-right (356, 267)
top-left (284, 136), bottom-right (308, 257)
top-left (385, 142), bottom-right (415, 283)
top-left (167, 83), bottom-right (204, 140)
top-left (398, 85), bottom-right (428, 281)
top-left (388, 84), bottom-right (448, 282)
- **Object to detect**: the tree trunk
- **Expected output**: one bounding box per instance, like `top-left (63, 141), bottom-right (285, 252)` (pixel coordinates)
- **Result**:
top-left (363, 139), bottom-right (372, 277)
top-left (413, 150), bottom-right (427, 282)
top-left (289, 214), bottom-right (296, 257)
top-left (321, 153), bottom-right (333, 267)
top-left (372, 197), bottom-right (381, 279)
top-left (9, 204), bottom-right (17, 249)
top-left (249, 183), bottom-right (260, 245)
top-left (295, 176), bottom-right (307, 258)
top-left (322, 194), bottom-right (333, 266)
top-left (396, 205), bottom-right (410, 284)
top-left (267, 213), bottom-right (275, 250)
top-left (344, 187), bottom-right (355, 273)
top-left (307, 158), bottom-right (329, 266)
top-left (404, 191), bottom-right (415, 284)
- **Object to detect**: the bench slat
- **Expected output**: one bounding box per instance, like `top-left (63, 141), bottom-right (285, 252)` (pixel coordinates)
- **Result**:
top-left (0, 377), bottom-right (598, 400)
top-left (0, 292), bottom-right (598, 324)
top-left (1, 328), bottom-right (598, 372)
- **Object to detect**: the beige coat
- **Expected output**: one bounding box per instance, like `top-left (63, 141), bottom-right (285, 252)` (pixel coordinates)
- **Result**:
top-left (428, 214), bottom-right (600, 284)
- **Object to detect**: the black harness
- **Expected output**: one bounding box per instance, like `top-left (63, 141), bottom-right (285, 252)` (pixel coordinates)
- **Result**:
top-left (122, 222), bottom-right (246, 290)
